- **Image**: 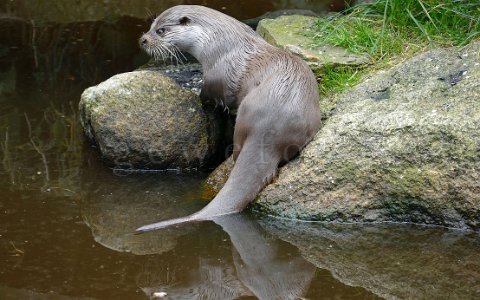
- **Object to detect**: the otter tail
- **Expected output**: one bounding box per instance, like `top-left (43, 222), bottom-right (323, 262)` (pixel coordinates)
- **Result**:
top-left (136, 139), bottom-right (279, 232)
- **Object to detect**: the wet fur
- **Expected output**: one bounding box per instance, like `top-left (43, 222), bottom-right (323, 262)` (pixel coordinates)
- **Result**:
top-left (137, 5), bottom-right (320, 231)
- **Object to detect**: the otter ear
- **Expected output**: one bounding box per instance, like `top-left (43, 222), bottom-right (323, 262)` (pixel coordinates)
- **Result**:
top-left (179, 16), bottom-right (190, 25)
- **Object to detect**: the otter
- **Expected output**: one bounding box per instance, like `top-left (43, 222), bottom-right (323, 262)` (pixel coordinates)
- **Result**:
top-left (137, 5), bottom-right (320, 232)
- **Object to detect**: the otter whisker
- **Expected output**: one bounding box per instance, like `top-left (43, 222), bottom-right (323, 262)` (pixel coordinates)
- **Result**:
top-left (158, 44), bottom-right (169, 62)
top-left (144, 8), bottom-right (156, 21)
top-left (172, 48), bottom-right (183, 65)
top-left (171, 44), bottom-right (187, 64)
top-left (153, 45), bottom-right (167, 62)
top-left (157, 46), bottom-right (167, 61)
top-left (150, 48), bottom-right (158, 61)
top-left (163, 44), bottom-right (182, 65)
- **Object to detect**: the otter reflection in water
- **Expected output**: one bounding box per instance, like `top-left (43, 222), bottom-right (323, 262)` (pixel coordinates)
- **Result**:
top-left (138, 215), bottom-right (315, 300)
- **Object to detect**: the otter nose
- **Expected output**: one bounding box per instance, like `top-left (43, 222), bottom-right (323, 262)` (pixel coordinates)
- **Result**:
top-left (139, 36), bottom-right (148, 46)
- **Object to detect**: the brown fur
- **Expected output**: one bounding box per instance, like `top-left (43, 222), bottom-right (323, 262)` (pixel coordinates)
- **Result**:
top-left (137, 5), bottom-right (320, 231)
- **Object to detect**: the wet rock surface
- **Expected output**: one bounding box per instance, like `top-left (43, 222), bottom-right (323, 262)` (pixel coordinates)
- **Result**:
top-left (201, 156), bottom-right (234, 200)
top-left (79, 69), bottom-right (221, 170)
top-left (139, 62), bottom-right (204, 95)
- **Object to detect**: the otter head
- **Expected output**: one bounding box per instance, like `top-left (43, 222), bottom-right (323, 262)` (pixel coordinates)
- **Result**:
top-left (140, 5), bottom-right (251, 64)
top-left (140, 5), bottom-right (214, 63)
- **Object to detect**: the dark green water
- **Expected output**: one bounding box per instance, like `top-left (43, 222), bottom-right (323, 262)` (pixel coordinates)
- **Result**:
top-left (1, 1), bottom-right (480, 299)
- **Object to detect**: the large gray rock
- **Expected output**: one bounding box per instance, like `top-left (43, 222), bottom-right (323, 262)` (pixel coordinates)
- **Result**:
top-left (256, 42), bottom-right (480, 229)
top-left (206, 42), bottom-right (480, 230)
top-left (79, 69), bottom-right (220, 169)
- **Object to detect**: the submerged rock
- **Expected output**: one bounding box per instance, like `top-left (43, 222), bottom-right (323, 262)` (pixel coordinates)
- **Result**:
top-left (257, 15), bottom-right (369, 70)
top-left (207, 42), bottom-right (480, 230)
top-left (79, 69), bottom-right (220, 170)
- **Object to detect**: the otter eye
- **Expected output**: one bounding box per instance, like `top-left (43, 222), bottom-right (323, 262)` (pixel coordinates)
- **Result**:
top-left (179, 16), bottom-right (190, 25)
top-left (156, 28), bottom-right (165, 35)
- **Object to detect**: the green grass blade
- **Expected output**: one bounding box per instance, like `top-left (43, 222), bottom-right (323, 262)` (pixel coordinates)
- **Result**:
top-left (417, 0), bottom-right (439, 31)
top-left (407, 8), bottom-right (431, 42)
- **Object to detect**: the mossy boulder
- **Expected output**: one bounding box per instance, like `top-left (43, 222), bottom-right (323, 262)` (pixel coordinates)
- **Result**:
top-left (79, 70), bottom-right (220, 169)
top-left (207, 42), bottom-right (480, 230)
top-left (257, 15), bottom-right (369, 70)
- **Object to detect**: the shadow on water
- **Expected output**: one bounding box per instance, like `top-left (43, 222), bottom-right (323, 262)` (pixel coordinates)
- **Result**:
top-left (0, 0), bottom-right (479, 299)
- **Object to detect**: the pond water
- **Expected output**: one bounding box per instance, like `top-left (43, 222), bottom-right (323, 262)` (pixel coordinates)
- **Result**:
top-left (1, 1), bottom-right (480, 299)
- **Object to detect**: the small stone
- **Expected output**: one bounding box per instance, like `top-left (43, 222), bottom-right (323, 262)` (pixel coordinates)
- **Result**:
top-left (153, 292), bottom-right (168, 298)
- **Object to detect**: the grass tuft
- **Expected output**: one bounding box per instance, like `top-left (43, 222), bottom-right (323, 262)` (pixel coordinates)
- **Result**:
top-left (316, 65), bottom-right (363, 95)
top-left (312, 0), bottom-right (480, 95)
